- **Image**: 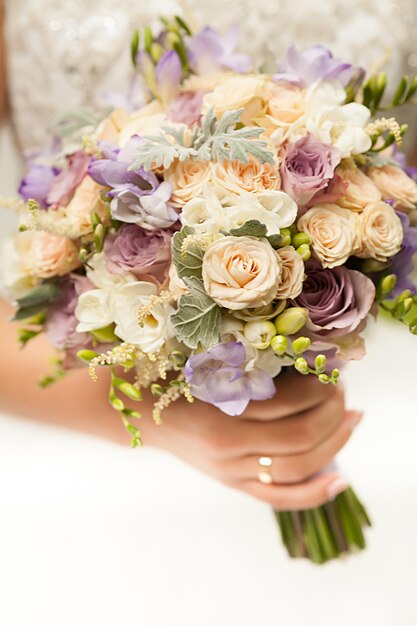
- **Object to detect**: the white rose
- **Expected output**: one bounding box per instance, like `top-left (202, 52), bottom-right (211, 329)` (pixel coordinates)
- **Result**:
top-left (75, 289), bottom-right (114, 332)
top-left (112, 282), bottom-right (175, 353)
top-left (0, 234), bottom-right (39, 300)
top-left (356, 201), bottom-right (404, 262)
top-left (180, 186), bottom-right (231, 233)
top-left (86, 253), bottom-right (136, 290)
top-left (306, 82), bottom-right (372, 157)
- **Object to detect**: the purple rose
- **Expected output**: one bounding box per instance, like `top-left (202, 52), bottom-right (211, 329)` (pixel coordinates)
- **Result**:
top-left (389, 212), bottom-right (417, 297)
top-left (186, 26), bottom-right (251, 75)
top-left (184, 342), bottom-right (275, 416)
top-left (19, 164), bottom-right (60, 208)
top-left (280, 135), bottom-right (341, 206)
top-left (88, 136), bottom-right (178, 230)
top-left (296, 261), bottom-right (375, 339)
top-left (167, 91), bottom-right (205, 126)
top-left (46, 151), bottom-right (90, 208)
top-left (274, 44), bottom-right (364, 87)
top-left (104, 224), bottom-right (171, 283)
top-left (46, 274), bottom-right (94, 350)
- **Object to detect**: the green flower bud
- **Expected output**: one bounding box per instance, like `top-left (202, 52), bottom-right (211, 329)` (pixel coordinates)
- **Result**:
top-left (294, 357), bottom-right (309, 375)
top-left (243, 320), bottom-right (276, 350)
top-left (118, 382), bottom-right (142, 401)
top-left (94, 223), bottom-right (105, 253)
top-left (275, 307), bottom-right (308, 336)
top-left (292, 336), bottom-right (311, 355)
top-left (90, 324), bottom-right (118, 343)
top-left (296, 244), bottom-right (311, 261)
top-left (410, 324), bottom-right (417, 335)
top-left (151, 384), bottom-right (165, 396)
top-left (143, 25), bottom-right (153, 53)
top-left (397, 290), bottom-right (412, 302)
top-left (270, 335), bottom-right (288, 356)
top-left (318, 374), bottom-right (330, 384)
top-left (315, 354), bottom-right (327, 374)
top-left (150, 42), bottom-right (163, 63)
top-left (278, 228), bottom-right (292, 247)
top-left (18, 224), bottom-right (29, 232)
top-left (380, 274), bottom-right (397, 297)
top-left (292, 232), bottom-right (311, 248)
top-left (166, 30), bottom-right (181, 47)
top-left (169, 350), bottom-right (187, 367)
top-left (110, 396), bottom-right (125, 411)
top-left (78, 248), bottom-right (89, 264)
top-left (76, 349), bottom-right (99, 363)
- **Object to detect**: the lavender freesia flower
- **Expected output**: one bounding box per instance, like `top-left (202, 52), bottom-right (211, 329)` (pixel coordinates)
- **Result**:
top-left (155, 50), bottom-right (182, 104)
top-left (389, 212), bottom-right (417, 297)
top-left (186, 26), bottom-right (251, 75)
top-left (184, 342), bottom-right (275, 416)
top-left (274, 44), bottom-right (363, 87)
top-left (19, 164), bottom-right (60, 208)
top-left (104, 224), bottom-right (171, 282)
top-left (280, 135), bottom-right (341, 206)
top-left (88, 136), bottom-right (178, 230)
top-left (296, 261), bottom-right (375, 339)
top-left (46, 274), bottom-right (94, 350)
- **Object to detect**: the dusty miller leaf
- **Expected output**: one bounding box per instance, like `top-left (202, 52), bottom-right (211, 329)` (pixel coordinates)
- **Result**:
top-left (229, 220), bottom-right (268, 238)
top-left (129, 134), bottom-right (197, 172)
top-left (172, 227), bottom-right (204, 280)
top-left (170, 277), bottom-right (222, 350)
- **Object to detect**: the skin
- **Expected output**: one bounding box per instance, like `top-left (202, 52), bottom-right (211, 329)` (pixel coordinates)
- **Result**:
top-left (0, 13), bottom-right (360, 510)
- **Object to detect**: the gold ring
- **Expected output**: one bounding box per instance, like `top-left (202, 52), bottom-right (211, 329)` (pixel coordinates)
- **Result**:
top-left (258, 456), bottom-right (273, 484)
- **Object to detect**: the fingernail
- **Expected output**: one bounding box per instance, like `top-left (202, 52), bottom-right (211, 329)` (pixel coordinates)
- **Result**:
top-left (327, 476), bottom-right (349, 500)
top-left (345, 410), bottom-right (364, 431)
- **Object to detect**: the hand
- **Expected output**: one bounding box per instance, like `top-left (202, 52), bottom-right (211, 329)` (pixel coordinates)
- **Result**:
top-left (140, 375), bottom-right (362, 511)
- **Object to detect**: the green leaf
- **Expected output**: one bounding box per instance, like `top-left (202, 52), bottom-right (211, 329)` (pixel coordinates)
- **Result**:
top-left (229, 219), bottom-right (268, 238)
top-left (16, 283), bottom-right (60, 308)
top-left (392, 75), bottom-right (409, 106)
top-left (172, 226), bottom-right (204, 280)
top-left (174, 15), bottom-right (193, 35)
top-left (267, 234), bottom-right (283, 249)
top-left (170, 277), bottom-right (222, 350)
top-left (13, 303), bottom-right (47, 321)
top-left (131, 30), bottom-right (140, 67)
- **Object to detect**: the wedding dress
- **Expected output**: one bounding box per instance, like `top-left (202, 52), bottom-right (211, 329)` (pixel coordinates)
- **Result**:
top-left (1, 2), bottom-right (417, 626)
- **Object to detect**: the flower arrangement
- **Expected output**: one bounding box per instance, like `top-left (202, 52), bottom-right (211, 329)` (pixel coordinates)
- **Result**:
top-left (2, 17), bottom-right (417, 564)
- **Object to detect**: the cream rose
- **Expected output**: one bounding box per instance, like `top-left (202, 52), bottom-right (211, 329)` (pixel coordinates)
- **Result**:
top-left (182, 71), bottom-right (235, 93)
top-left (202, 235), bottom-right (282, 310)
top-left (165, 159), bottom-right (212, 207)
top-left (356, 201), bottom-right (404, 262)
top-left (94, 108), bottom-right (130, 143)
top-left (65, 176), bottom-right (107, 235)
top-left (337, 167), bottom-right (381, 212)
top-left (26, 232), bottom-right (80, 279)
top-left (211, 155), bottom-right (280, 195)
top-left (118, 101), bottom-right (167, 147)
top-left (168, 264), bottom-right (188, 297)
top-left (256, 81), bottom-right (306, 141)
top-left (298, 204), bottom-right (359, 268)
top-left (202, 74), bottom-right (267, 126)
top-left (367, 165), bottom-right (417, 212)
top-left (276, 246), bottom-right (305, 299)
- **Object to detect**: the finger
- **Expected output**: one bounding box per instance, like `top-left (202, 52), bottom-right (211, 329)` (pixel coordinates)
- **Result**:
top-left (241, 375), bottom-right (341, 421)
top-left (234, 387), bottom-right (345, 457)
top-left (224, 410), bottom-right (362, 483)
top-left (240, 472), bottom-right (349, 511)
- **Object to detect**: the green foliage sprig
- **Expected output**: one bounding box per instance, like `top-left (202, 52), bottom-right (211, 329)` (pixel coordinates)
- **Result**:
top-left (377, 274), bottom-right (417, 334)
top-left (361, 72), bottom-right (417, 115)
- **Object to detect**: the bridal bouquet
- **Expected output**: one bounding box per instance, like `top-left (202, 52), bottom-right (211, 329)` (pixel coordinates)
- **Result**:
top-left (3, 17), bottom-right (417, 564)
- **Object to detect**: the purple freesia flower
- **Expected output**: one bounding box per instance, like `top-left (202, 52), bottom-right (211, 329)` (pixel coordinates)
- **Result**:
top-left (104, 224), bottom-right (171, 283)
top-left (184, 342), bottom-right (275, 416)
top-left (88, 136), bottom-right (178, 230)
top-left (280, 135), bottom-right (341, 206)
top-left (393, 146), bottom-right (417, 182)
top-left (389, 212), bottom-right (417, 297)
top-left (296, 261), bottom-right (375, 339)
top-left (19, 164), bottom-right (60, 208)
top-left (167, 91), bottom-right (205, 126)
top-left (186, 26), bottom-right (251, 75)
top-left (274, 44), bottom-right (363, 87)
top-left (156, 50), bottom-right (182, 104)
top-left (46, 274), bottom-right (94, 350)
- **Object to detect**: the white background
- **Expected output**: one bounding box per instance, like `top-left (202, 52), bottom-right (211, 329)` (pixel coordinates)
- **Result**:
top-left (1, 124), bottom-right (417, 625)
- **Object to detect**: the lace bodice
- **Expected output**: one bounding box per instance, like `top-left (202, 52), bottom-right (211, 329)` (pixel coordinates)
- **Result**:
top-left (5, 0), bottom-right (417, 150)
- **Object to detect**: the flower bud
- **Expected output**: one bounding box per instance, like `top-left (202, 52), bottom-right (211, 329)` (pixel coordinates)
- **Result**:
top-left (76, 349), bottom-right (99, 363)
top-left (151, 383), bottom-right (165, 396)
top-left (94, 223), bottom-right (105, 253)
top-left (294, 357), bottom-right (309, 375)
top-left (169, 350), bottom-right (187, 367)
top-left (270, 335), bottom-right (288, 356)
top-left (150, 42), bottom-right (163, 63)
top-left (243, 320), bottom-right (276, 350)
top-left (318, 374), bottom-right (330, 384)
top-left (292, 232), bottom-right (311, 248)
top-left (118, 382), bottom-right (142, 401)
top-left (291, 336), bottom-right (311, 355)
top-left (296, 244), bottom-right (311, 261)
top-left (331, 368), bottom-right (340, 383)
top-left (90, 324), bottom-right (118, 343)
top-left (380, 274), bottom-right (397, 297)
top-left (315, 354), bottom-right (327, 373)
top-left (275, 307), bottom-right (308, 336)
top-left (78, 248), bottom-right (89, 264)
top-left (278, 228), bottom-right (292, 247)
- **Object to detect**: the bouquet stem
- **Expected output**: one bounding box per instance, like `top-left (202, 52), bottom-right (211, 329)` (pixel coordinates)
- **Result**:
top-left (274, 487), bottom-right (371, 564)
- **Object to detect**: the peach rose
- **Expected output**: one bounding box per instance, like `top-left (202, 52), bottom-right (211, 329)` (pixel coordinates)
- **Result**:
top-left (298, 204), bottom-right (359, 268)
top-left (276, 246), bottom-right (305, 299)
top-left (27, 232), bottom-right (80, 279)
top-left (118, 101), bottom-right (167, 147)
top-left (182, 71), bottom-right (235, 93)
top-left (211, 154), bottom-right (280, 195)
top-left (202, 235), bottom-right (282, 310)
top-left (168, 264), bottom-right (188, 297)
top-left (165, 159), bottom-right (212, 207)
top-left (202, 74), bottom-right (267, 126)
top-left (255, 81), bottom-right (306, 141)
top-left (356, 201), bottom-right (404, 262)
top-left (94, 108), bottom-right (130, 143)
top-left (367, 165), bottom-right (417, 212)
top-left (337, 167), bottom-right (381, 212)
top-left (65, 176), bottom-right (107, 235)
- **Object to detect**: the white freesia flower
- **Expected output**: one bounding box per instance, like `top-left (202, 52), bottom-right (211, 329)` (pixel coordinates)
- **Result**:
top-left (305, 82), bottom-right (372, 157)
top-left (75, 289), bottom-right (114, 332)
top-left (0, 234), bottom-right (39, 300)
top-left (86, 253), bottom-right (136, 290)
top-left (112, 281), bottom-right (175, 353)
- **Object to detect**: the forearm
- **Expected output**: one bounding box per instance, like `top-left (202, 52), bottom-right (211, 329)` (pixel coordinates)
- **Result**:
top-left (0, 0), bottom-right (8, 121)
